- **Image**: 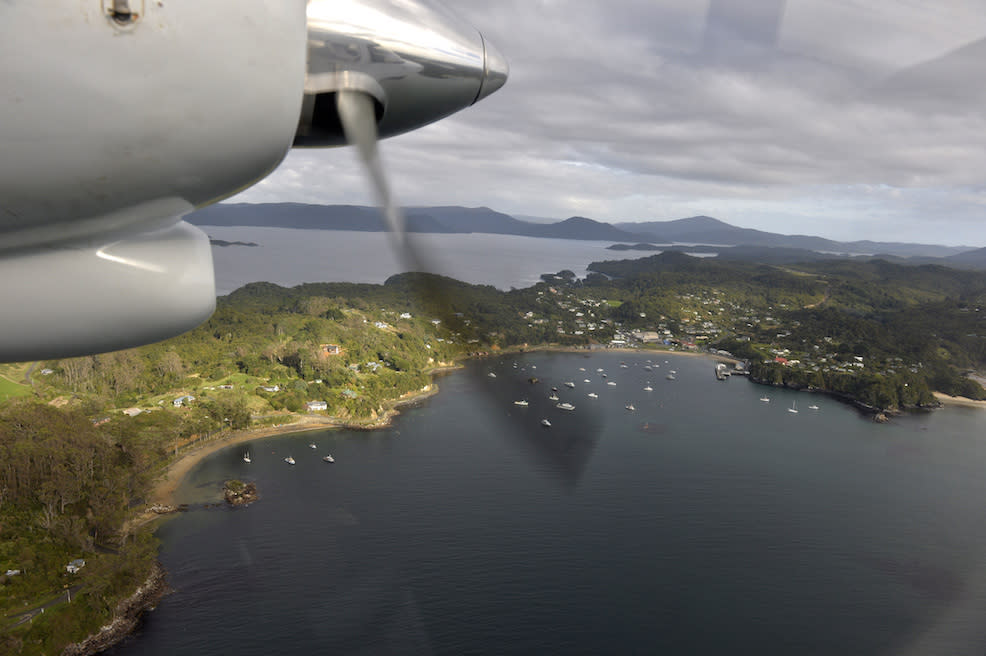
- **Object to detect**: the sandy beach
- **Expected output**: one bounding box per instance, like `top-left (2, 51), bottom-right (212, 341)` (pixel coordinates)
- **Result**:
top-left (933, 391), bottom-right (986, 409)
top-left (145, 383), bottom-right (443, 509)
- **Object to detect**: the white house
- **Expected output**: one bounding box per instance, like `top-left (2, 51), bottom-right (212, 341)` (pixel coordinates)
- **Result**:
top-left (66, 559), bottom-right (86, 574)
top-left (306, 400), bottom-right (328, 412)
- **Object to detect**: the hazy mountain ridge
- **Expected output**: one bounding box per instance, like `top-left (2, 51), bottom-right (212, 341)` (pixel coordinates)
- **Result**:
top-left (188, 203), bottom-right (975, 262)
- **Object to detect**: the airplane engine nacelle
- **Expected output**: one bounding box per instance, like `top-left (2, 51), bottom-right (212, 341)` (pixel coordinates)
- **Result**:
top-left (0, 0), bottom-right (506, 362)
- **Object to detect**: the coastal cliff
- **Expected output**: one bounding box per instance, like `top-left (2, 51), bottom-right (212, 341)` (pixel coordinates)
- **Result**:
top-left (61, 562), bottom-right (168, 656)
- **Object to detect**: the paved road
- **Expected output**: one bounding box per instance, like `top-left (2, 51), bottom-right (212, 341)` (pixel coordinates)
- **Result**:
top-left (5, 585), bottom-right (83, 629)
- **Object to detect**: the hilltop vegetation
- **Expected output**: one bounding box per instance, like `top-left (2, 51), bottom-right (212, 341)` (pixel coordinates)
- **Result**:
top-left (587, 254), bottom-right (986, 408)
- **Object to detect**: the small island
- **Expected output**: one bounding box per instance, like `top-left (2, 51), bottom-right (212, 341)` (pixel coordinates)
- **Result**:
top-left (223, 479), bottom-right (259, 506)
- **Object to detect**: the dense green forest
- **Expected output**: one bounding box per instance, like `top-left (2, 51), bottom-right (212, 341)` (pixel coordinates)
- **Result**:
top-left (4, 255), bottom-right (986, 653)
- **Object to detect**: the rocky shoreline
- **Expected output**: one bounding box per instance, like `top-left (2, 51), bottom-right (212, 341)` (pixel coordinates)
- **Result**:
top-left (61, 561), bottom-right (168, 656)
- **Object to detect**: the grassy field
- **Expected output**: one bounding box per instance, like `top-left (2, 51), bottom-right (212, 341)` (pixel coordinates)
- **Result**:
top-left (0, 375), bottom-right (31, 402)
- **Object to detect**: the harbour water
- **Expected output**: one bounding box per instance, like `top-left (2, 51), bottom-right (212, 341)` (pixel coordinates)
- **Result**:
top-left (109, 351), bottom-right (986, 655)
top-left (204, 227), bottom-right (680, 295)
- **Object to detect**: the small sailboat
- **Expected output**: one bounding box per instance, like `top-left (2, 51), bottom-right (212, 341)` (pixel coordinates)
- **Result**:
top-left (514, 399), bottom-right (529, 407)
top-left (788, 401), bottom-right (799, 414)
top-left (564, 381), bottom-right (576, 388)
top-left (644, 383), bottom-right (653, 391)
top-left (808, 404), bottom-right (819, 410)
top-left (607, 381), bottom-right (616, 386)
top-left (323, 454), bottom-right (335, 463)
top-left (583, 378), bottom-right (591, 383)
top-left (309, 442), bottom-right (317, 450)
top-left (488, 372), bottom-right (497, 378)
top-left (760, 397), bottom-right (770, 403)
top-left (666, 374), bottom-right (676, 380)
top-left (284, 456), bottom-right (296, 465)
top-left (541, 418), bottom-right (552, 427)
top-left (548, 393), bottom-right (559, 401)
top-left (243, 451), bottom-right (251, 463)
top-left (587, 392), bottom-right (598, 398)
top-left (625, 403), bottom-right (635, 411)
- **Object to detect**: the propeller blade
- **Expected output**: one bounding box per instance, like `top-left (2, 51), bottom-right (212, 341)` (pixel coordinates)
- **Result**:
top-left (336, 89), bottom-right (414, 269)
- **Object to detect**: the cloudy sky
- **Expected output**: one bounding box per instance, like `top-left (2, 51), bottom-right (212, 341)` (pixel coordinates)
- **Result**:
top-left (233, 0), bottom-right (986, 246)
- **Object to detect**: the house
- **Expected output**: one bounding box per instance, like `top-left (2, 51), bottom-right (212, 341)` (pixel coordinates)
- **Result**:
top-left (260, 385), bottom-right (279, 393)
top-left (121, 408), bottom-right (143, 417)
top-left (173, 395), bottom-right (195, 407)
top-left (320, 344), bottom-right (341, 357)
top-left (306, 400), bottom-right (328, 412)
top-left (66, 559), bottom-right (86, 574)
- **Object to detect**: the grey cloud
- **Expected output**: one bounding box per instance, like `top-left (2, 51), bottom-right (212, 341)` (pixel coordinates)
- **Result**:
top-left (233, 0), bottom-right (986, 244)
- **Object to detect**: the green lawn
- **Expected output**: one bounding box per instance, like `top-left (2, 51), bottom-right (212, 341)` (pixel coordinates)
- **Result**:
top-left (0, 375), bottom-right (30, 402)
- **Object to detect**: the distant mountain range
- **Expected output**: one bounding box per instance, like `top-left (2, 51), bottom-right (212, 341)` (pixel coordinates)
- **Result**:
top-left (188, 202), bottom-right (981, 264)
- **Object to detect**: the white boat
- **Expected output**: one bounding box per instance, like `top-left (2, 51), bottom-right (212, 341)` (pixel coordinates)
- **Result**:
top-left (514, 399), bottom-right (529, 406)
top-left (541, 418), bottom-right (552, 427)
top-left (607, 381), bottom-right (616, 386)
top-left (644, 365), bottom-right (653, 371)
top-left (243, 451), bottom-right (251, 463)
top-left (564, 381), bottom-right (575, 388)
top-left (488, 372), bottom-right (497, 378)
top-left (596, 368), bottom-right (604, 372)
top-left (587, 392), bottom-right (598, 398)
top-left (309, 443), bottom-right (317, 449)
top-left (284, 456), bottom-right (296, 465)
top-left (808, 404), bottom-right (819, 410)
top-left (583, 378), bottom-right (591, 383)
top-left (548, 393), bottom-right (559, 401)
top-left (666, 374), bottom-right (676, 380)
top-left (643, 385), bottom-right (653, 391)
top-left (556, 402), bottom-right (575, 411)
top-left (579, 367), bottom-right (586, 372)
top-left (625, 403), bottom-right (635, 411)
top-left (323, 454), bottom-right (335, 463)
top-left (760, 397), bottom-right (770, 403)
top-left (788, 401), bottom-right (799, 414)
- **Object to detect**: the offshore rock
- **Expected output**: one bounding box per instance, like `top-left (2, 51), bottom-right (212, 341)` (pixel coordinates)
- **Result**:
top-left (223, 480), bottom-right (259, 506)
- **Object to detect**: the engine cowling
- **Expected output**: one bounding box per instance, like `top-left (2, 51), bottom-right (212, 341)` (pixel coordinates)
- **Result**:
top-left (295, 0), bottom-right (508, 146)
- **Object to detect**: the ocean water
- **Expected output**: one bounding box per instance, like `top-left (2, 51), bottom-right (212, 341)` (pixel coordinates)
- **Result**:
top-left (204, 228), bottom-right (678, 295)
top-left (108, 352), bottom-right (986, 655)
